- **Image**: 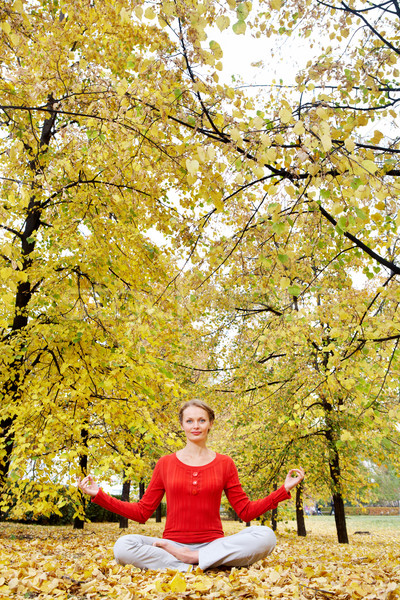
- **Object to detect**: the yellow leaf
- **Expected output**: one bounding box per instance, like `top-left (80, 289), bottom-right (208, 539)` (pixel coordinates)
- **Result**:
top-left (260, 134), bottom-right (271, 147)
top-left (144, 7), bottom-right (156, 19)
top-left (216, 15), bottom-right (230, 31)
top-left (186, 159), bottom-right (199, 175)
top-left (80, 581), bottom-right (97, 593)
top-left (280, 276), bottom-right (290, 289)
top-left (1, 22), bottom-right (11, 35)
top-left (293, 121), bottom-right (305, 135)
top-left (209, 40), bottom-right (223, 59)
top-left (230, 127), bottom-right (242, 142)
top-left (169, 572), bottom-right (186, 593)
top-left (155, 580), bottom-right (168, 592)
top-left (344, 138), bottom-right (355, 152)
top-left (362, 159), bottom-right (377, 173)
top-left (316, 107), bottom-right (329, 120)
top-left (269, 569), bottom-right (281, 582)
top-left (40, 579), bottom-right (59, 593)
top-left (116, 79), bottom-right (128, 96)
top-left (279, 107), bottom-right (292, 124)
top-left (162, 2), bottom-right (175, 16)
top-left (213, 196), bottom-right (224, 211)
top-left (207, 147), bottom-right (216, 160)
top-left (371, 130), bottom-right (384, 144)
top-left (271, 0), bottom-right (281, 9)
top-left (193, 577), bottom-right (213, 591)
top-left (119, 7), bottom-right (131, 23)
top-left (8, 578), bottom-right (19, 590)
top-left (197, 147), bottom-right (206, 162)
top-left (321, 134), bottom-right (332, 152)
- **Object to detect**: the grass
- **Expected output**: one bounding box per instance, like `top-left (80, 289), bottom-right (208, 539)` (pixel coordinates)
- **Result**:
top-left (288, 514), bottom-right (400, 536)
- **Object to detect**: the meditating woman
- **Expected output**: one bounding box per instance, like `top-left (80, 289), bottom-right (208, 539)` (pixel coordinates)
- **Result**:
top-left (78, 400), bottom-right (304, 572)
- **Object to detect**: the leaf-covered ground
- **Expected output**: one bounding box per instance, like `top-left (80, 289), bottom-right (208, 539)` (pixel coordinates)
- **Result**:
top-left (1, 518), bottom-right (400, 599)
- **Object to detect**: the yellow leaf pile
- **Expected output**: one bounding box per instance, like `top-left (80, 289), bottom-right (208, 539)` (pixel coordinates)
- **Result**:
top-left (1, 519), bottom-right (399, 599)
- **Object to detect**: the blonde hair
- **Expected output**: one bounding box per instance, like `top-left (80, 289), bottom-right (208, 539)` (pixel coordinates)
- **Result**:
top-left (179, 400), bottom-right (215, 424)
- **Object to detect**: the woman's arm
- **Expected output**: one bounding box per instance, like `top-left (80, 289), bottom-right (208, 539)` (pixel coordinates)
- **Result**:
top-left (224, 461), bottom-right (305, 522)
top-left (77, 462), bottom-right (165, 524)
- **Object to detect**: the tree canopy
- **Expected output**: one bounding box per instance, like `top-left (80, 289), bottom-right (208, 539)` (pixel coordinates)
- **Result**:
top-left (1, 0), bottom-right (399, 540)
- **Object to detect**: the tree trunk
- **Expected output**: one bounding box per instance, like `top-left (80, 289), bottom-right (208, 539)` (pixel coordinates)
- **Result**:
top-left (0, 99), bottom-right (57, 502)
top-left (271, 507), bottom-right (278, 531)
top-left (155, 503), bottom-right (162, 523)
top-left (332, 491), bottom-right (347, 541)
top-left (296, 481), bottom-right (307, 536)
top-left (0, 415), bottom-right (16, 507)
top-left (328, 438), bottom-right (349, 543)
top-left (119, 478), bottom-right (131, 529)
top-left (139, 480), bottom-right (145, 499)
top-left (74, 427), bottom-right (88, 530)
top-left (271, 483), bottom-right (278, 531)
top-left (322, 393), bottom-right (349, 544)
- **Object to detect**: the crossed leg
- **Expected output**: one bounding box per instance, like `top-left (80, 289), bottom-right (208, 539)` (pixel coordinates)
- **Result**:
top-left (113, 526), bottom-right (276, 572)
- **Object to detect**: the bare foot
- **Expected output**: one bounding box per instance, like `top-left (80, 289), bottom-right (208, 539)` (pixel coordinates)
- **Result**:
top-left (153, 539), bottom-right (199, 564)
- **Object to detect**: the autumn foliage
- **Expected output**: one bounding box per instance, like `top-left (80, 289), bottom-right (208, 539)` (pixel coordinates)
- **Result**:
top-left (1, 519), bottom-right (400, 599)
top-left (1, 0), bottom-right (400, 545)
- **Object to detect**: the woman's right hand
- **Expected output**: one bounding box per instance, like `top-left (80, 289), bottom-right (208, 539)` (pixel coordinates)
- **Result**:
top-left (77, 475), bottom-right (100, 498)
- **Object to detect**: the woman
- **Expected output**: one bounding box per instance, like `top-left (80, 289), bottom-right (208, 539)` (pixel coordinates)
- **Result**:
top-left (78, 400), bottom-right (304, 572)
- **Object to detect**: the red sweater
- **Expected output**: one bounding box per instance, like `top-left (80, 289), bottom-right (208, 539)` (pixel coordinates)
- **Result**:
top-left (92, 453), bottom-right (291, 543)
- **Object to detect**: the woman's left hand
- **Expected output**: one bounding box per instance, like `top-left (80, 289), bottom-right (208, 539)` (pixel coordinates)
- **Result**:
top-left (283, 467), bottom-right (305, 493)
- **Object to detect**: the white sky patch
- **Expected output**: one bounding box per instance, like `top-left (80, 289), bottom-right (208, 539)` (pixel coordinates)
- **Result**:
top-left (210, 28), bottom-right (315, 87)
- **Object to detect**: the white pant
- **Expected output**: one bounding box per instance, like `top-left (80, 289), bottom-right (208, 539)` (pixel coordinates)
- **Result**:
top-left (113, 526), bottom-right (276, 572)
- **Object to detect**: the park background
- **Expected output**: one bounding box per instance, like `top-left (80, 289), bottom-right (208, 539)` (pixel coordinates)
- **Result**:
top-left (0, 0), bottom-right (400, 597)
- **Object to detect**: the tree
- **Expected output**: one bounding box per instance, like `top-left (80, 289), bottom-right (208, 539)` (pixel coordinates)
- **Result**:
top-left (1, 0), bottom-right (400, 534)
top-left (0, 0), bottom-right (208, 516)
top-left (167, 0), bottom-right (400, 543)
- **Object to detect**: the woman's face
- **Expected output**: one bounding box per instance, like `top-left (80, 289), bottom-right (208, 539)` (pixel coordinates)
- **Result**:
top-left (181, 406), bottom-right (213, 442)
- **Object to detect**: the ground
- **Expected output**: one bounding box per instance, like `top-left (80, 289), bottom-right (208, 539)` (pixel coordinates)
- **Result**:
top-left (1, 516), bottom-right (399, 599)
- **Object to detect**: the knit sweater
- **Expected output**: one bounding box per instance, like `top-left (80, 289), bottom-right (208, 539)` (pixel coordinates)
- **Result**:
top-left (92, 452), bottom-right (291, 543)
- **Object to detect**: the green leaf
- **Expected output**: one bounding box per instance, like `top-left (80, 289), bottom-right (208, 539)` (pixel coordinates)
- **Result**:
top-left (355, 207), bottom-right (367, 221)
top-left (236, 3), bottom-right (250, 20)
top-left (351, 178), bottom-right (362, 190)
top-left (278, 253), bottom-right (289, 265)
top-left (232, 20), bottom-right (246, 34)
top-left (272, 222), bottom-right (285, 234)
top-left (288, 284), bottom-right (301, 296)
